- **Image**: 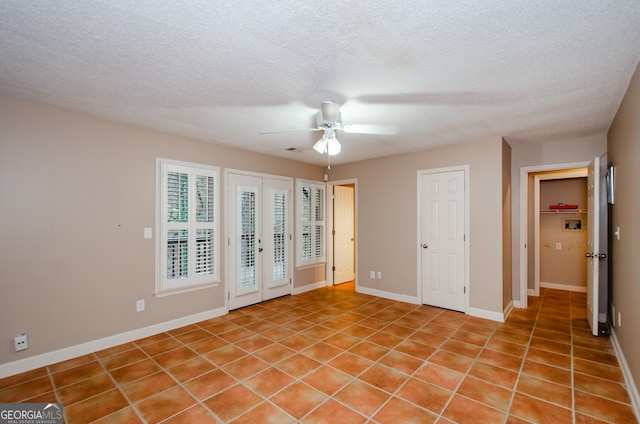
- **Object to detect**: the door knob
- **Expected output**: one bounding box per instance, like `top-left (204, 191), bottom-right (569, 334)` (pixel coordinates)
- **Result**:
top-left (422, 244), bottom-right (428, 249)
top-left (585, 253), bottom-right (592, 258)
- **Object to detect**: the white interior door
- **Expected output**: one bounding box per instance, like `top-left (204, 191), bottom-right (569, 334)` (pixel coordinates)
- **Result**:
top-left (586, 155), bottom-right (609, 336)
top-left (420, 169), bottom-right (466, 312)
top-left (586, 157), bottom-right (600, 335)
top-left (334, 185), bottom-right (355, 285)
top-left (228, 173), bottom-right (292, 310)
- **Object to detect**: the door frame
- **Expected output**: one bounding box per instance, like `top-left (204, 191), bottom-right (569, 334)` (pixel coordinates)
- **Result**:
top-left (224, 169), bottom-right (293, 311)
top-left (417, 165), bottom-right (470, 311)
top-left (518, 161), bottom-right (590, 308)
top-left (533, 169), bottom-right (588, 297)
top-left (326, 178), bottom-right (358, 288)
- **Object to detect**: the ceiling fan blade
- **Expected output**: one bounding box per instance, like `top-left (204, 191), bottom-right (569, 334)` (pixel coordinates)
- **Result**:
top-left (342, 124), bottom-right (399, 135)
top-left (259, 128), bottom-right (322, 134)
top-left (320, 101), bottom-right (340, 125)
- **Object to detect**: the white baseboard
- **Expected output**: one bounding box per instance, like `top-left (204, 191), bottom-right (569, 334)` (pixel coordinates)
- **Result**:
top-left (355, 286), bottom-right (505, 323)
top-left (502, 301), bottom-right (514, 321)
top-left (0, 306), bottom-right (227, 380)
top-left (356, 285), bottom-right (420, 305)
top-left (468, 307), bottom-right (505, 323)
top-left (527, 289), bottom-right (535, 296)
top-left (540, 281), bottom-right (587, 293)
top-left (610, 329), bottom-right (640, 422)
top-left (292, 280), bottom-right (327, 295)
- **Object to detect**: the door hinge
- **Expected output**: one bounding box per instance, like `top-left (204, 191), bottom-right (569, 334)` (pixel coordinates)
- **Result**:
top-left (332, 229), bottom-right (336, 235)
top-left (464, 287), bottom-right (466, 294)
top-left (289, 278), bottom-right (292, 285)
top-left (332, 266), bottom-right (336, 271)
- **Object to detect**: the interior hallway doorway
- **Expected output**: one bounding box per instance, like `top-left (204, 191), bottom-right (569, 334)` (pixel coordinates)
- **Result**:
top-left (327, 180), bottom-right (356, 287)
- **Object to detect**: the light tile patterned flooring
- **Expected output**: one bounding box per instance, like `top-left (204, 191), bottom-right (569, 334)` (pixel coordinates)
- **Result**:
top-left (0, 283), bottom-right (637, 423)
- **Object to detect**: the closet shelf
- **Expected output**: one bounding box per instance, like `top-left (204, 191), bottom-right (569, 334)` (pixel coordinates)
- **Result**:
top-left (540, 209), bottom-right (587, 214)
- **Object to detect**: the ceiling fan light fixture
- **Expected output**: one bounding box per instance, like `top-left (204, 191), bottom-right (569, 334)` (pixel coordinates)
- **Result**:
top-left (314, 129), bottom-right (341, 156)
top-left (313, 138), bottom-right (328, 154)
top-left (327, 136), bottom-right (341, 155)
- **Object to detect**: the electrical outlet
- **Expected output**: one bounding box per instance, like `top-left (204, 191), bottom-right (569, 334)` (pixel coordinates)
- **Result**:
top-left (555, 242), bottom-right (561, 250)
top-left (370, 271), bottom-right (375, 279)
top-left (14, 333), bottom-right (28, 351)
top-left (377, 271), bottom-right (382, 279)
top-left (136, 299), bottom-right (145, 312)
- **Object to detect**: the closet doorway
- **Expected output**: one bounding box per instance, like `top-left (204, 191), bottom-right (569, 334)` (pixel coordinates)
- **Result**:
top-left (533, 170), bottom-right (588, 296)
top-left (519, 161), bottom-right (590, 307)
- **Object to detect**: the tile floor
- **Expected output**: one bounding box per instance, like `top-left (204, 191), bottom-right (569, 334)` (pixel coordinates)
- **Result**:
top-left (0, 283), bottom-right (637, 423)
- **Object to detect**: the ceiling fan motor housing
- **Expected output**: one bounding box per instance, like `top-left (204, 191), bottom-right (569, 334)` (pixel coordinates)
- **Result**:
top-left (320, 101), bottom-right (341, 126)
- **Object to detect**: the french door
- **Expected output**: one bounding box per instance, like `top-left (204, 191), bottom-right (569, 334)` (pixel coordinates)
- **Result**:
top-left (227, 172), bottom-right (292, 310)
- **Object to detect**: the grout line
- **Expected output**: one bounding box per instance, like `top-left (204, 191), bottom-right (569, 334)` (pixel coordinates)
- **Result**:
top-left (6, 284), bottom-right (632, 423)
top-left (503, 292), bottom-right (542, 424)
top-left (93, 352), bottom-right (147, 424)
top-left (45, 364), bottom-right (68, 423)
top-left (570, 292), bottom-right (576, 424)
top-left (433, 315), bottom-right (502, 423)
top-left (221, 293), bottom-right (387, 422)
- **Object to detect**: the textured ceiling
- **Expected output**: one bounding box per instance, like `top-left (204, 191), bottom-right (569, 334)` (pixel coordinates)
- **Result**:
top-left (1, 1), bottom-right (639, 166)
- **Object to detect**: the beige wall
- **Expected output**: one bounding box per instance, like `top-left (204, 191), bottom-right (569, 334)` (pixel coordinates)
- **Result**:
top-left (0, 98), bottom-right (323, 365)
top-left (539, 178), bottom-right (587, 288)
top-left (502, 139), bottom-right (512, 310)
top-left (330, 137), bottom-right (508, 315)
top-left (607, 61), bottom-right (640, 399)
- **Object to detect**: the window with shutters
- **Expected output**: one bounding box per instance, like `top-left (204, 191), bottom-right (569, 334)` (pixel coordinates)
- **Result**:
top-left (157, 159), bottom-right (220, 294)
top-left (296, 179), bottom-right (325, 267)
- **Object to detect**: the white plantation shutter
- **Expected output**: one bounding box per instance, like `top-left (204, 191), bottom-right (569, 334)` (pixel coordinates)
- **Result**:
top-left (314, 186), bottom-right (325, 259)
top-left (239, 188), bottom-right (257, 290)
top-left (297, 180), bottom-right (326, 266)
top-left (272, 191), bottom-right (287, 281)
top-left (158, 160), bottom-right (220, 293)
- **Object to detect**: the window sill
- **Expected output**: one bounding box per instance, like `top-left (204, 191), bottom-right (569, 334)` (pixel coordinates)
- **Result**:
top-left (296, 262), bottom-right (327, 271)
top-left (155, 281), bottom-right (221, 298)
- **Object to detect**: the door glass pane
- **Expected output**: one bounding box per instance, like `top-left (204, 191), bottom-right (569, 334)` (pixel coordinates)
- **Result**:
top-left (273, 192), bottom-right (286, 280)
top-left (167, 229), bottom-right (188, 279)
top-left (240, 190), bottom-right (256, 288)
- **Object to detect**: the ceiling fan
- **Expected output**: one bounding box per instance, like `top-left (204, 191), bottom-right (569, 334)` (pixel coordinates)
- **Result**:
top-left (260, 101), bottom-right (398, 156)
